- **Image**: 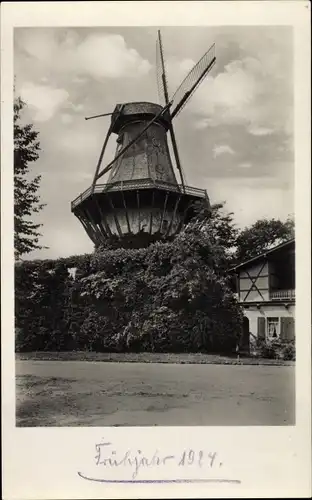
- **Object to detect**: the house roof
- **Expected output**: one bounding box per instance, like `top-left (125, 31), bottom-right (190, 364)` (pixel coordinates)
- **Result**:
top-left (229, 238), bottom-right (295, 272)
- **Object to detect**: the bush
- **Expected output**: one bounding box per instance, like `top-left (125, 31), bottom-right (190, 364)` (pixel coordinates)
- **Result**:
top-left (258, 340), bottom-right (279, 359)
top-left (257, 339), bottom-right (295, 361)
top-left (15, 254), bottom-right (91, 352)
top-left (15, 223), bottom-right (244, 354)
top-left (77, 229), bottom-right (243, 353)
top-left (281, 341), bottom-right (296, 361)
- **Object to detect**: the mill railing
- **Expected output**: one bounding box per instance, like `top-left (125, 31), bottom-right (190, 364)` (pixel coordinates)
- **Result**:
top-left (71, 179), bottom-right (208, 210)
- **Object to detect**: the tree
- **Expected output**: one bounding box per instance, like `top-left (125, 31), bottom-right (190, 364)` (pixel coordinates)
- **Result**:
top-left (15, 260), bottom-right (72, 351)
top-left (187, 200), bottom-right (239, 271)
top-left (79, 218), bottom-right (243, 354)
top-left (235, 216), bottom-right (295, 263)
top-left (14, 96), bottom-right (45, 259)
top-left (15, 206), bottom-right (244, 353)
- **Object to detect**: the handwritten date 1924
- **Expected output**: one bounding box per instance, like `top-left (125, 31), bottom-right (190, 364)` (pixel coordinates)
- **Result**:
top-left (94, 441), bottom-right (221, 479)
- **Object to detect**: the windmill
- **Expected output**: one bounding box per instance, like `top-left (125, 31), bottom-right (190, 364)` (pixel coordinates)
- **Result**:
top-left (71, 30), bottom-right (216, 248)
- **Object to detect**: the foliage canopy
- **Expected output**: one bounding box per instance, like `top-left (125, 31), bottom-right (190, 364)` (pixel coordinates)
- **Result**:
top-left (15, 210), bottom-right (243, 353)
top-left (14, 96), bottom-right (45, 259)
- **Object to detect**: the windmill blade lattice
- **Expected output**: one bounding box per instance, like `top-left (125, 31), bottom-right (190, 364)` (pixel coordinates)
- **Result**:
top-left (170, 43), bottom-right (216, 119)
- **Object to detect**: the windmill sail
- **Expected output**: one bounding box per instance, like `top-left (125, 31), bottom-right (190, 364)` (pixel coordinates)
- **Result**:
top-left (156, 40), bottom-right (166, 105)
top-left (170, 43), bottom-right (216, 119)
top-left (156, 30), bottom-right (187, 189)
top-left (156, 30), bottom-right (170, 105)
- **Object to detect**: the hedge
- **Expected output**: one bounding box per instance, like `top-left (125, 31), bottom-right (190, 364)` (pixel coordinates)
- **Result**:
top-left (15, 229), bottom-right (244, 353)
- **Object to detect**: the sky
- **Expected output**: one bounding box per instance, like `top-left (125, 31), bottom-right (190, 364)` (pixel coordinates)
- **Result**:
top-left (14, 26), bottom-right (294, 260)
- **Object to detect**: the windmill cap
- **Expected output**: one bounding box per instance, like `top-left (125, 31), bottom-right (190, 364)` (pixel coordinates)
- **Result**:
top-left (111, 101), bottom-right (171, 134)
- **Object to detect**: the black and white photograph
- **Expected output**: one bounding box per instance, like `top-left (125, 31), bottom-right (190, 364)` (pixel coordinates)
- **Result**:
top-left (1, 1), bottom-right (311, 498)
top-left (14, 23), bottom-right (297, 427)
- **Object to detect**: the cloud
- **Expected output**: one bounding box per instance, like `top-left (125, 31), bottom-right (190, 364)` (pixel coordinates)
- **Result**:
top-left (168, 56), bottom-right (261, 122)
top-left (60, 113), bottom-right (73, 125)
top-left (72, 76), bottom-right (88, 85)
top-left (213, 144), bottom-right (235, 158)
top-left (35, 226), bottom-right (94, 260)
top-left (19, 82), bottom-right (69, 121)
top-left (248, 126), bottom-right (275, 136)
top-left (239, 162), bottom-right (252, 169)
top-left (76, 34), bottom-right (151, 79)
top-left (166, 57), bottom-right (195, 94)
top-left (193, 119), bottom-right (210, 130)
top-left (190, 58), bottom-right (263, 125)
top-left (180, 51), bottom-right (292, 137)
top-left (70, 103), bottom-right (84, 112)
top-left (57, 128), bottom-right (100, 154)
top-left (17, 30), bottom-right (152, 81)
top-left (59, 104), bottom-right (84, 124)
top-left (59, 171), bottom-right (94, 183)
top-left (209, 177), bottom-right (294, 229)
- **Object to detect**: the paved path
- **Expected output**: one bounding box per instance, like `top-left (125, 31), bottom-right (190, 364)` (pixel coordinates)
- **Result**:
top-left (16, 360), bottom-right (295, 426)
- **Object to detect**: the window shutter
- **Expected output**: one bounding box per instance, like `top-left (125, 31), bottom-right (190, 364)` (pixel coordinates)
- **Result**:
top-left (280, 317), bottom-right (295, 341)
top-left (257, 317), bottom-right (265, 340)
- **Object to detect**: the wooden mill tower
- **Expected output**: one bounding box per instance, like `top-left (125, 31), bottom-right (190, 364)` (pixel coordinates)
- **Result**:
top-left (71, 32), bottom-right (216, 248)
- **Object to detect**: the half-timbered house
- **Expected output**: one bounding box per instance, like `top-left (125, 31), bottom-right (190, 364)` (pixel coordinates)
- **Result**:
top-left (231, 239), bottom-right (295, 346)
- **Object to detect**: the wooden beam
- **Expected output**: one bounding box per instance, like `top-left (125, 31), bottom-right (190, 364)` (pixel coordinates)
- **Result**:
top-left (136, 190), bottom-right (141, 232)
top-left (79, 212), bottom-right (96, 241)
top-left (239, 275), bottom-right (269, 280)
top-left (84, 207), bottom-right (98, 235)
top-left (121, 190), bottom-right (131, 234)
top-left (159, 191), bottom-right (169, 232)
top-left (168, 123), bottom-right (185, 192)
top-left (235, 272), bottom-right (240, 300)
top-left (77, 214), bottom-right (96, 245)
top-left (79, 212), bottom-right (99, 245)
top-left (149, 190), bottom-right (155, 234)
top-left (91, 124), bottom-right (113, 195)
top-left (107, 196), bottom-right (123, 237)
top-left (243, 261), bottom-right (267, 301)
top-left (176, 199), bottom-right (192, 232)
top-left (92, 197), bottom-right (108, 238)
top-left (164, 194), bottom-right (181, 237)
top-left (97, 221), bottom-right (108, 241)
top-left (93, 196), bottom-right (113, 237)
top-left (84, 207), bottom-right (105, 245)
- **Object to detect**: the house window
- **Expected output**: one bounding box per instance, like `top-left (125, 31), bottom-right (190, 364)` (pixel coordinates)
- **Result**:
top-left (267, 317), bottom-right (279, 339)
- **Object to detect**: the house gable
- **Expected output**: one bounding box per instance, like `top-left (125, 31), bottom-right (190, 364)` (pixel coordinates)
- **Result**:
top-left (238, 259), bottom-right (269, 302)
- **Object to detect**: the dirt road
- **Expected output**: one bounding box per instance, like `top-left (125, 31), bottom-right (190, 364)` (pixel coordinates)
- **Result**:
top-left (16, 360), bottom-right (295, 426)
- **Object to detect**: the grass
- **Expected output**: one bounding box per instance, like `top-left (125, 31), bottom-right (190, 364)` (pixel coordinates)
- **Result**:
top-left (16, 351), bottom-right (295, 366)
